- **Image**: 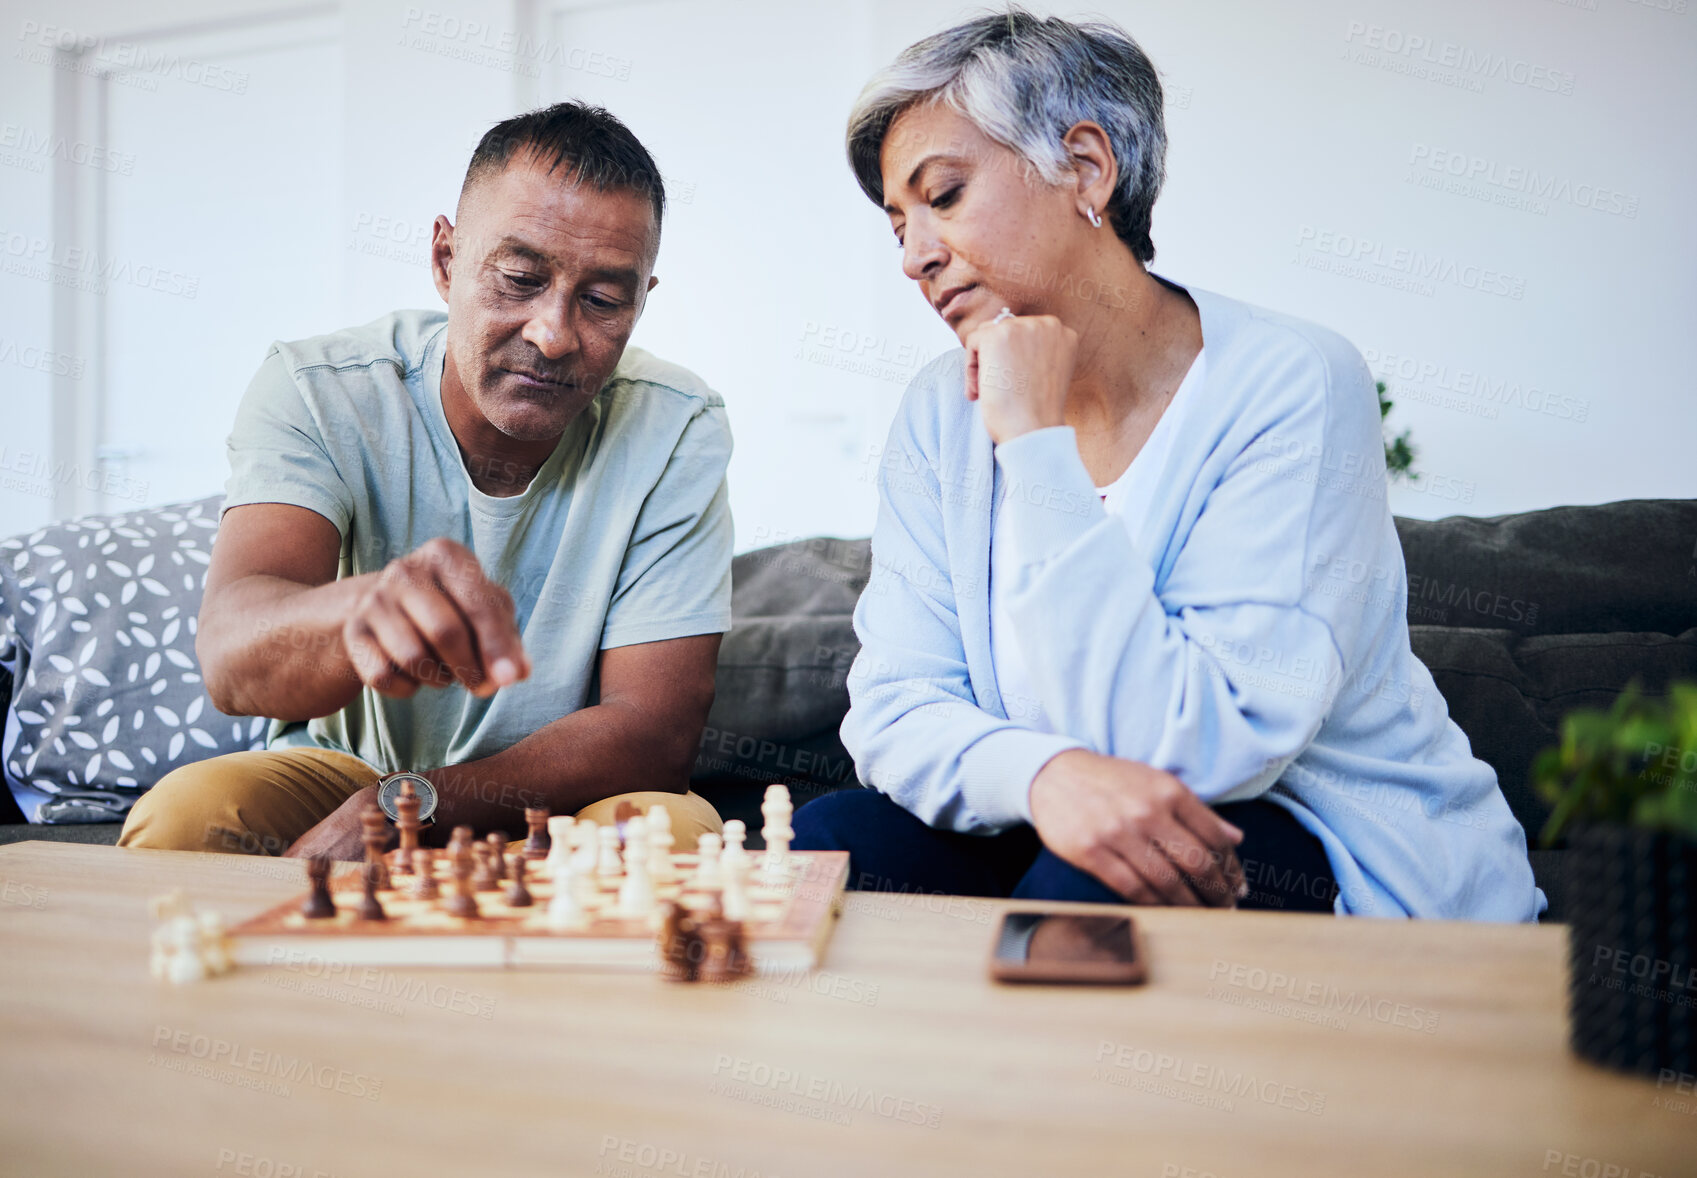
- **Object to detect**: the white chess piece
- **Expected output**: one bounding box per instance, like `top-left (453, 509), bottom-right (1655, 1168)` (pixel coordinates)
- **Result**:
top-left (545, 816), bottom-right (576, 874)
top-left (693, 832), bottom-right (723, 890)
top-left (722, 848), bottom-right (752, 921)
top-left (165, 917), bottom-right (208, 984)
top-left (645, 805), bottom-right (675, 884)
top-left (197, 912), bottom-right (233, 976)
top-left (571, 820), bottom-right (598, 869)
top-left (149, 890), bottom-right (189, 981)
top-left (597, 823), bottom-right (624, 878)
top-left (618, 816), bottom-right (655, 918)
top-left (548, 854), bottom-right (589, 930)
top-left (761, 785), bottom-right (794, 883)
top-left (722, 819), bottom-right (747, 865)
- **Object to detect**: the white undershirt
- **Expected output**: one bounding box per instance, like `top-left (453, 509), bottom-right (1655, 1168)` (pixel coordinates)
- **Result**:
top-left (988, 349), bottom-right (1206, 733)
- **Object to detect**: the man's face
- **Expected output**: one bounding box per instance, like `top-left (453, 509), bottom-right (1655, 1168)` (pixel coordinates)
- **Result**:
top-left (432, 153), bottom-right (660, 442)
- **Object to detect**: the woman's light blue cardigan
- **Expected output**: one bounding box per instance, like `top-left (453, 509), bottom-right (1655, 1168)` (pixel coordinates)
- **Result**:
top-left (840, 283), bottom-right (1544, 921)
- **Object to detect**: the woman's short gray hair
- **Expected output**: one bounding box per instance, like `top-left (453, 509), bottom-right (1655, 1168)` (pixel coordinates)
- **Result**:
top-left (847, 8), bottom-right (1167, 263)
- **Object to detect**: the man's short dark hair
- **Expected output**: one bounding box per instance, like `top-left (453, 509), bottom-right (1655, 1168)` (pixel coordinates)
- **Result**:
top-left (461, 101), bottom-right (665, 228)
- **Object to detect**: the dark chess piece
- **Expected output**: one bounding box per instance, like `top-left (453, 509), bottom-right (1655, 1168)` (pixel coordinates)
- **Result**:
top-left (696, 917), bottom-right (752, 983)
top-left (523, 807), bottom-right (551, 860)
top-left (391, 782), bottom-right (421, 876)
top-left (504, 854), bottom-right (533, 908)
top-left (487, 832), bottom-right (509, 882)
top-left (301, 855), bottom-right (337, 919)
top-left (658, 901), bottom-right (703, 983)
top-left (472, 843), bottom-right (501, 892)
top-left (444, 846), bottom-right (480, 919)
top-left (357, 861), bottom-right (387, 921)
top-left (411, 849), bottom-right (440, 900)
top-left (360, 804), bottom-right (392, 890)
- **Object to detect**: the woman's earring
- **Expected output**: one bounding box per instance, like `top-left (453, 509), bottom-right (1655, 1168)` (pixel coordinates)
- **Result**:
top-left (1085, 206), bottom-right (1103, 228)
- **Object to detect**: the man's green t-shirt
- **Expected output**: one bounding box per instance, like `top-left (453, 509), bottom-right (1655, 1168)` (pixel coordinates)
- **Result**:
top-left (222, 309), bottom-right (733, 774)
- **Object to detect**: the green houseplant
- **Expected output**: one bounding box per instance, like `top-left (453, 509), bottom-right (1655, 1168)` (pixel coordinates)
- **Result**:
top-left (1535, 680), bottom-right (1697, 1078)
top-left (1378, 381), bottom-right (1417, 483)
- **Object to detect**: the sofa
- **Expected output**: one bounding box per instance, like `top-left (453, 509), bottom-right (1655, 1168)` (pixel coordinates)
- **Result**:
top-left (5, 494), bottom-right (1694, 921)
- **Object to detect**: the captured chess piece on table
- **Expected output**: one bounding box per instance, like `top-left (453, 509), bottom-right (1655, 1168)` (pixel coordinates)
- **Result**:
top-left (149, 889), bottom-right (233, 984)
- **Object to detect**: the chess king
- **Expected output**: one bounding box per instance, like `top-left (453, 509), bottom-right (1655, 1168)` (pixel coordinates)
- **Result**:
top-left (118, 102), bottom-right (731, 859)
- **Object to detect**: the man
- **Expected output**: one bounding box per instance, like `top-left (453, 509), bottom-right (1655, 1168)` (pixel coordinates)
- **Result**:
top-left (119, 102), bottom-right (732, 859)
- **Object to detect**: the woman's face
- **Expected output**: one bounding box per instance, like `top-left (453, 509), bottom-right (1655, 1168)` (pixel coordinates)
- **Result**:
top-left (880, 102), bottom-right (1089, 343)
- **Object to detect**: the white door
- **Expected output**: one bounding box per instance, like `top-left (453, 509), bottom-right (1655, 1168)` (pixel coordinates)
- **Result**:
top-left (96, 14), bottom-right (345, 512)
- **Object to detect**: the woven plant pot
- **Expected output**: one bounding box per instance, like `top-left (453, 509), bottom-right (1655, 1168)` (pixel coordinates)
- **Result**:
top-left (1566, 823), bottom-right (1697, 1077)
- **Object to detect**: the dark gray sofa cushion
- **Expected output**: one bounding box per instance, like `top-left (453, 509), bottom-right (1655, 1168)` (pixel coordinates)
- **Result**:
top-left (1411, 625), bottom-right (1697, 845)
top-left (0, 495), bottom-right (264, 822)
top-left (692, 537), bottom-right (868, 797)
top-left (1395, 499), bottom-right (1697, 637)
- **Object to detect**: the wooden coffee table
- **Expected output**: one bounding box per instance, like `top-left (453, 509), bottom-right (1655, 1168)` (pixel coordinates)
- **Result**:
top-left (0, 842), bottom-right (1685, 1178)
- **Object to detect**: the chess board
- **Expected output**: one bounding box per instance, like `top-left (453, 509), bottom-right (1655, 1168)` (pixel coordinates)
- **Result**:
top-left (227, 850), bottom-right (849, 974)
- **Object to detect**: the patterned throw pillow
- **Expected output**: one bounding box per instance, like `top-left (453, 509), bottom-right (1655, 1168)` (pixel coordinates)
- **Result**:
top-left (0, 495), bottom-right (265, 823)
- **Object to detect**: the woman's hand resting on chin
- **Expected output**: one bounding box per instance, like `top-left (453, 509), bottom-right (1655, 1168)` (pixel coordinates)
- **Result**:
top-left (963, 312), bottom-right (1077, 444)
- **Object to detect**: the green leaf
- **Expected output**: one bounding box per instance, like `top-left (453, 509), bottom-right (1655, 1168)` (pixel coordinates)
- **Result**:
top-left (1535, 680), bottom-right (1697, 844)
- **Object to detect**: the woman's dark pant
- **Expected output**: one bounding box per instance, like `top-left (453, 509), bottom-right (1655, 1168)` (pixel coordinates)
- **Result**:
top-left (792, 788), bottom-right (1338, 913)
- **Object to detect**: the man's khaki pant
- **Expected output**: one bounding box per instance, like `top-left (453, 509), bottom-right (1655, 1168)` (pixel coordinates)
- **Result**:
top-left (117, 747), bottom-right (723, 856)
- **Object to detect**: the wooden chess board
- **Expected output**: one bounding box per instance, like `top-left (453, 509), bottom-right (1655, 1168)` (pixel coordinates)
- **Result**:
top-left (227, 850), bottom-right (849, 974)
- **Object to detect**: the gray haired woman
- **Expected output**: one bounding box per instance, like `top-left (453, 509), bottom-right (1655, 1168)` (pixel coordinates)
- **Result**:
top-left (791, 9), bottom-right (1542, 920)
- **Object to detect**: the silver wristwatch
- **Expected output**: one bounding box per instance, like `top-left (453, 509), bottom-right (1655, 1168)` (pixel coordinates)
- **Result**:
top-left (376, 771), bottom-right (439, 828)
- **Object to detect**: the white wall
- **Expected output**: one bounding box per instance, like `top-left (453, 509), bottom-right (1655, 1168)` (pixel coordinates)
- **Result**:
top-left (2, 0), bottom-right (1692, 546)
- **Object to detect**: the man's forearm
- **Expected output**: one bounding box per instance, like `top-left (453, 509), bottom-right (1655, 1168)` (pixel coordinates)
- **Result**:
top-left (421, 698), bottom-right (698, 837)
top-left (198, 573), bottom-right (375, 721)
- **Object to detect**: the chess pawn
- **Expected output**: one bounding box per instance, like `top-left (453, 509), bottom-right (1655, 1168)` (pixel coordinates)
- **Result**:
top-left (505, 855), bottom-right (534, 908)
top-left (473, 843), bottom-right (502, 892)
top-left (570, 821), bottom-right (599, 875)
top-left (524, 806), bottom-right (551, 859)
top-left (545, 816), bottom-right (576, 874)
top-left (618, 816), bottom-right (655, 919)
top-left (487, 832), bottom-right (510, 882)
top-left (597, 824), bottom-right (624, 878)
top-left (444, 848), bottom-right (480, 919)
top-left (548, 855), bottom-right (589, 931)
top-left (645, 805), bottom-right (675, 884)
top-left (722, 819), bottom-right (748, 865)
top-left (412, 849), bottom-right (440, 900)
top-left (357, 861), bottom-right (388, 921)
top-left (301, 855), bottom-right (337, 919)
top-left (721, 849), bottom-right (752, 921)
top-left (693, 832), bottom-right (723, 890)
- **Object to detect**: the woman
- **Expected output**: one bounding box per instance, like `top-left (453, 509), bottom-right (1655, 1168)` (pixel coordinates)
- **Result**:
top-left (792, 10), bottom-right (1541, 919)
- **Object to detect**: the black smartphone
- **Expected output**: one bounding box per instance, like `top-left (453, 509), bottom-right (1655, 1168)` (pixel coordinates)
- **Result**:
top-left (988, 910), bottom-right (1148, 985)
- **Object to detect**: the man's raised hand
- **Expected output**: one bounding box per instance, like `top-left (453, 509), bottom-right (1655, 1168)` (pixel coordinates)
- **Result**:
top-left (341, 537), bottom-right (530, 699)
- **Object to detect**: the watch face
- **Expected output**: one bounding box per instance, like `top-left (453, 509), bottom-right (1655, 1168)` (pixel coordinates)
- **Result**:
top-left (378, 772), bottom-right (437, 823)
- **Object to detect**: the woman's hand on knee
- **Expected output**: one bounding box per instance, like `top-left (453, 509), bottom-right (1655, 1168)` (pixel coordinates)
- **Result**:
top-left (1028, 750), bottom-right (1246, 907)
